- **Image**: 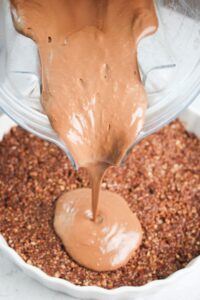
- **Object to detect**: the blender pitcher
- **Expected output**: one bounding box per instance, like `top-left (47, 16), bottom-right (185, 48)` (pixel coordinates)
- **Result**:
top-left (0, 0), bottom-right (200, 169)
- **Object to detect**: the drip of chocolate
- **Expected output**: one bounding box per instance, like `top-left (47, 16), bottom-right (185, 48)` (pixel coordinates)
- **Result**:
top-left (11, 0), bottom-right (158, 271)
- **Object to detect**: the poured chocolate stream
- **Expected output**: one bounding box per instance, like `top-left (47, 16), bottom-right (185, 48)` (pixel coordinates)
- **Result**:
top-left (11, 0), bottom-right (158, 271)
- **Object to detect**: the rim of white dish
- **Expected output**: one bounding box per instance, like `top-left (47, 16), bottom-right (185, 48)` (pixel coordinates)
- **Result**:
top-left (0, 110), bottom-right (200, 298)
top-left (1, 235), bottom-right (200, 297)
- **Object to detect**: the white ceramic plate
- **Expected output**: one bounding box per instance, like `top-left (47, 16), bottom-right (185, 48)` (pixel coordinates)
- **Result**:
top-left (0, 98), bottom-right (200, 300)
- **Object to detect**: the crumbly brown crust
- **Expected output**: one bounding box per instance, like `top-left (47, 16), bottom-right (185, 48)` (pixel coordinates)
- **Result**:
top-left (0, 120), bottom-right (200, 288)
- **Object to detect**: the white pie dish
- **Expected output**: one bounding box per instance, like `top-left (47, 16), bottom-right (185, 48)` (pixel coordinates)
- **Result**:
top-left (0, 98), bottom-right (200, 300)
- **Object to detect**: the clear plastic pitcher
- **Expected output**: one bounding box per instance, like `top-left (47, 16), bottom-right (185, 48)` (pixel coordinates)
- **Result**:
top-left (0, 0), bottom-right (200, 168)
